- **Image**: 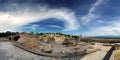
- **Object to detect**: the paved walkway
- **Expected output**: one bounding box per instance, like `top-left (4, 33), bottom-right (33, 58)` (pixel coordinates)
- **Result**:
top-left (81, 43), bottom-right (111, 60)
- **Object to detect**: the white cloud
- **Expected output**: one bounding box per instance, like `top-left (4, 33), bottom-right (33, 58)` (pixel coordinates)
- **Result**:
top-left (0, 4), bottom-right (79, 32)
top-left (31, 25), bottom-right (39, 30)
top-left (96, 20), bottom-right (104, 23)
top-left (47, 25), bottom-right (63, 28)
top-left (85, 20), bottom-right (120, 36)
top-left (22, 24), bottom-right (44, 30)
top-left (89, 0), bottom-right (103, 16)
top-left (82, 0), bottom-right (103, 23)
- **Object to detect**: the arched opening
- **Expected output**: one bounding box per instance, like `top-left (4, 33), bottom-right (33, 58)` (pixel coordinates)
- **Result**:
top-left (13, 36), bottom-right (20, 41)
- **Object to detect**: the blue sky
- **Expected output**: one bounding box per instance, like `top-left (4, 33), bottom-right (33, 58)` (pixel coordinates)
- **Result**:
top-left (0, 0), bottom-right (120, 36)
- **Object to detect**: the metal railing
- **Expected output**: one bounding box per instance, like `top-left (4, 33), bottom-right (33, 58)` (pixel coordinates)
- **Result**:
top-left (103, 45), bottom-right (115, 60)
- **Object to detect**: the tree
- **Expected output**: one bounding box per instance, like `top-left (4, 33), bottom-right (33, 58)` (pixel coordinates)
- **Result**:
top-left (39, 32), bottom-right (43, 35)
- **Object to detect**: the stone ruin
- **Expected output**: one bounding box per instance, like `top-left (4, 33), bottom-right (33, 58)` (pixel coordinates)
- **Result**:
top-left (9, 32), bottom-right (89, 56)
top-left (46, 36), bottom-right (55, 43)
top-left (62, 37), bottom-right (77, 47)
top-left (10, 32), bottom-right (54, 53)
top-left (17, 36), bottom-right (41, 51)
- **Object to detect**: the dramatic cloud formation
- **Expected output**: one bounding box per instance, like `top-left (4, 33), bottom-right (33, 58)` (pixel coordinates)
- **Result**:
top-left (0, 0), bottom-right (120, 36)
top-left (0, 4), bottom-right (79, 32)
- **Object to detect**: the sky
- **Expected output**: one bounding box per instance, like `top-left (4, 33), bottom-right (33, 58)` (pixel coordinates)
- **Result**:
top-left (0, 0), bottom-right (120, 36)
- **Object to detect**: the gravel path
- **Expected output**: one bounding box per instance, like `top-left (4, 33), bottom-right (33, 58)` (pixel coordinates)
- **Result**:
top-left (0, 42), bottom-right (55, 60)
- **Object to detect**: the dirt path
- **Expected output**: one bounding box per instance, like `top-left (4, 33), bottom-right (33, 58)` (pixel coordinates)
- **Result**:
top-left (81, 43), bottom-right (111, 60)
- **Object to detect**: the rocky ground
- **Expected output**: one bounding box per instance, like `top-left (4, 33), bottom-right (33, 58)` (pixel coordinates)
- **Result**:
top-left (0, 38), bottom-right (9, 42)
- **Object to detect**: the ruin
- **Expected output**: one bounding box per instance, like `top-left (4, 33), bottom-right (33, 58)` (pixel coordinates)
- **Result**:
top-left (9, 32), bottom-right (98, 58)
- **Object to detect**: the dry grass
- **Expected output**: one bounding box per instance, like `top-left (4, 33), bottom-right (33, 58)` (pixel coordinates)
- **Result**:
top-left (17, 36), bottom-right (41, 51)
top-left (114, 50), bottom-right (120, 60)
